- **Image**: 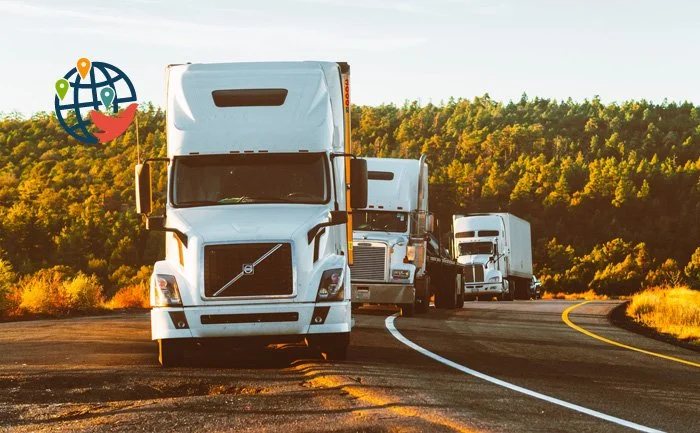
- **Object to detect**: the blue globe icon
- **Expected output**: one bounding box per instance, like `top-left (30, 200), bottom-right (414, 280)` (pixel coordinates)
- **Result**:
top-left (54, 61), bottom-right (137, 144)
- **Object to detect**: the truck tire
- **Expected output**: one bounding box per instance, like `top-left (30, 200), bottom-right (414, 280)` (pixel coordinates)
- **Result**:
top-left (504, 278), bottom-right (515, 301)
top-left (316, 333), bottom-right (350, 361)
top-left (401, 302), bottom-right (415, 317)
top-left (158, 339), bottom-right (185, 367)
top-left (455, 275), bottom-right (465, 308)
top-left (415, 276), bottom-right (431, 314)
top-left (435, 276), bottom-right (458, 309)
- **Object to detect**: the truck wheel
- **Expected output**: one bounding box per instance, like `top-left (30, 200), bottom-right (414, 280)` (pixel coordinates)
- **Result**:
top-left (401, 302), bottom-right (415, 317)
top-left (320, 333), bottom-right (350, 361)
top-left (158, 339), bottom-right (185, 367)
top-left (435, 278), bottom-right (458, 309)
top-left (507, 278), bottom-right (516, 301)
top-left (455, 275), bottom-right (465, 308)
top-left (415, 276), bottom-right (431, 314)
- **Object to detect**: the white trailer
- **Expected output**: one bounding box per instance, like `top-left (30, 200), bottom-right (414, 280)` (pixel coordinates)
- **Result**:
top-left (453, 213), bottom-right (533, 301)
top-left (134, 61), bottom-right (368, 366)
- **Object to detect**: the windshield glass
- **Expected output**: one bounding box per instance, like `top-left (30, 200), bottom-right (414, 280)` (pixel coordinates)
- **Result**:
top-left (353, 211), bottom-right (408, 233)
top-left (172, 153), bottom-right (328, 206)
top-left (459, 242), bottom-right (493, 255)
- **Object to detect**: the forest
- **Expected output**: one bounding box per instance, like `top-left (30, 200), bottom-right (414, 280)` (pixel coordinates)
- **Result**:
top-left (1, 96), bottom-right (699, 316)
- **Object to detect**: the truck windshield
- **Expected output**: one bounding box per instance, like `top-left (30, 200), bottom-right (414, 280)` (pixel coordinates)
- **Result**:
top-left (353, 211), bottom-right (408, 233)
top-left (172, 153), bottom-right (329, 206)
top-left (459, 242), bottom-right (493, 255)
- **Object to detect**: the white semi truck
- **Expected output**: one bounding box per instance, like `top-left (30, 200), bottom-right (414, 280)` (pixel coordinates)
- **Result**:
top-left (350, 156), bottom-right (466, 316)
top-left (452, 213), bottom-right (533, 301)
top-left (134, 61), bottom-right (368, 366)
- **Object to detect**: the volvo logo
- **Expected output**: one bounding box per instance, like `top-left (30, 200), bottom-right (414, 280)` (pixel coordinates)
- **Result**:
top-left (242, 264), bottom-right (254, 275)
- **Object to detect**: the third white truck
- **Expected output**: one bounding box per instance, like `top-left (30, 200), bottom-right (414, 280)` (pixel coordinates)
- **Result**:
top-left (452, 213), bottom-right (533, 301)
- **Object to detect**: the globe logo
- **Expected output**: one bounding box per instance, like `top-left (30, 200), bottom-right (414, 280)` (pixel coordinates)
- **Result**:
top-left (54, 58), bottom-right (138, 144)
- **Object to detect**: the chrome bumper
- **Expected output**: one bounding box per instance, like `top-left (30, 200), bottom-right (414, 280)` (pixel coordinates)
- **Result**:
top-left (351, 283), bottom-right (415, 304)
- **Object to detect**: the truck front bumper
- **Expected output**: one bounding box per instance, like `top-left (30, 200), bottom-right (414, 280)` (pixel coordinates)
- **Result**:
top-left (464, 282), bottom-right (507, 296)
top-left (151, 301), bottom-right (351, 341)
top-left (351, 283), bottom-right (415, 304)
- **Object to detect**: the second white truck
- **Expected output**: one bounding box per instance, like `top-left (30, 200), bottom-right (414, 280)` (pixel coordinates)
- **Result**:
top-left (350, 156), bottom-right (465, 315)
top-left (453, 213), bottom-right (533, 301)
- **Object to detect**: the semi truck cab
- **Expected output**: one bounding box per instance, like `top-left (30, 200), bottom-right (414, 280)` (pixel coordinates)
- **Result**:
top-left (135, 61), bottom-right (368, 366)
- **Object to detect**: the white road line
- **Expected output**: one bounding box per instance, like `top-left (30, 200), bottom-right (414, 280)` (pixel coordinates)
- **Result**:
top-left (385, 314), bottom-right (664, 433)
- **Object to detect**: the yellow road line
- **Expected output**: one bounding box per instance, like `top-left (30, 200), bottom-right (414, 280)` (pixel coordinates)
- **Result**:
top-left (562, 301), bottom-right (700, 368)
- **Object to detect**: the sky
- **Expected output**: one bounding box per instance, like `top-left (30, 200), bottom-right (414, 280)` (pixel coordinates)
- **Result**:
top-left (1, 0), bottom-right (699, 115)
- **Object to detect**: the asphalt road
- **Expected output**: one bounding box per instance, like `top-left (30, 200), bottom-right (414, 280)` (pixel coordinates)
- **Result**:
top-left (1, 300), bottom-right (698, 433)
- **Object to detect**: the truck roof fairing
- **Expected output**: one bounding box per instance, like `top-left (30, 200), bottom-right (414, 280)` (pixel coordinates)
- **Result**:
top-left (166, 61), bottom-right (345, 156)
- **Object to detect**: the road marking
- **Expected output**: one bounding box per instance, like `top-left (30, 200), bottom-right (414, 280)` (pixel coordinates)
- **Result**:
top-left (385, 314), bottom-right (664, 433)
top-left (563, 301), bottom-right (700, 368)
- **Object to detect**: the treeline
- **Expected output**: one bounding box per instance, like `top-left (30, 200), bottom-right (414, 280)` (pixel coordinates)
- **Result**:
top-left (351, 96), bottom-right (700, 294)
top-left (0, 96), bottom-right (699, 316)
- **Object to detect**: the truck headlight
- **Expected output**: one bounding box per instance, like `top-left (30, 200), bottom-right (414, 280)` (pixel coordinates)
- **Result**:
top-left (316, 268), bottom-right (344, 302)
top-left (392, 269), bottom-right (410, 279)
top-left (488, 276), bottom-right (501, 283)
top-left (153, 274), bottom-right (182, 307)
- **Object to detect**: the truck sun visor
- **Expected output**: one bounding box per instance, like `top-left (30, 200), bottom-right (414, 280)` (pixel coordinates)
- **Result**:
top-left (212, 88), bottom-right (288, 107)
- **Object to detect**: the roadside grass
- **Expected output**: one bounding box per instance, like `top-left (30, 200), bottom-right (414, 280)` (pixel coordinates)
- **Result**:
top-left (542, 289), bottom-right (610, 301)
top-left (626, 286), bottom-right (700, 344)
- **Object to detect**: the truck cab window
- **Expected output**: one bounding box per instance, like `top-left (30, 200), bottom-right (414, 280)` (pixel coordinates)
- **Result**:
top-left (353, 211), bottom-right (408, 233)
top-left (458, 242), bottom-right (494, 255)
top-left (173, 152), bottom-right (329, 206)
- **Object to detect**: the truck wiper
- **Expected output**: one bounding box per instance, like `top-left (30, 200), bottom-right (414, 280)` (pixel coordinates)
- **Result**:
top-left (218, 196), bottom-right (296, 204)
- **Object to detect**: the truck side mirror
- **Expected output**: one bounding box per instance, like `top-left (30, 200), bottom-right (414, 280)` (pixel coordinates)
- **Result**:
top-left (330, 210), bottom-right (348, 225)
top-left (135, 163), bottom-right (152, 215)
top-left (350, 158), bottom-right (368, 209)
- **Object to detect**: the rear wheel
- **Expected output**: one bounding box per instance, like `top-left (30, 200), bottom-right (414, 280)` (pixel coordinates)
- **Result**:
top-left (158, 339), bottom-right (185, 367)
top-left (435, 276), bottom-right (458, 309)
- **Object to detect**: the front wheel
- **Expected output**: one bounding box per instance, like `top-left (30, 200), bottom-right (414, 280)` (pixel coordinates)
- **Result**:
top-left (158, 339), bottom-right (185, 367)
top-left (313, 333), bottom-right (350, 361)
top-left (415, 276), bottom-right (431, 314)
top-left (400, 302), bottom-right (415, 317)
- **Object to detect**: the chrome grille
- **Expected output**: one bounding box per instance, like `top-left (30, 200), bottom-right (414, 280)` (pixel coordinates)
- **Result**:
top-left (204, 243), bottom-right (293, 297)
top-left (463, 264), bottom-right (485, 283)
top-left (351, 244), bottom-right (387, 281)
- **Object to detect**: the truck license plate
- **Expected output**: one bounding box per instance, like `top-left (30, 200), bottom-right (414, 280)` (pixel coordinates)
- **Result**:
top-left (357, 288), bottom-right (370, 301)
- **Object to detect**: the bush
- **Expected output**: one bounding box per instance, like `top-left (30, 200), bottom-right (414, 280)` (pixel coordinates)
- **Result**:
top-left (64, 272), bottom-right (104, 311)
top-left (18, 268), bottom-right (104, 316)
top-left (106, 283), bottom-right (149, 309)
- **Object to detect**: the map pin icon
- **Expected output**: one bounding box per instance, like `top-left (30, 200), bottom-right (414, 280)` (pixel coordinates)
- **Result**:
top-left (77, 58), bottom-right (91, 79)
top-left (100, 87), bottom-right (115, 109)
top-left (55, 79), bottom-right (69, 100)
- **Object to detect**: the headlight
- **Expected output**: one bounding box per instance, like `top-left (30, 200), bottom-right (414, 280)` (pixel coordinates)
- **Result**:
top-left (405, 246), bottom-right (416, 262)
top-left (488, 276), bottom-right (501, 283)
top-left (153, 274), bottom-right (182, 307)
top-left (316, 268), bottom-right (344, 302)
top-left (392, 269), bottom-right (410, 279)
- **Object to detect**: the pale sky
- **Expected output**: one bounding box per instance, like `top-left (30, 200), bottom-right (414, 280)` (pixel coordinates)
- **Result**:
top-left (1, 0), bottom-right (699, 115)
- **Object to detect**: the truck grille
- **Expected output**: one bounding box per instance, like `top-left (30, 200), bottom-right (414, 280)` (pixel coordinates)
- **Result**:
top-left (204, 243), bottom-right (293, 297)
top-left (351, 244), bottom-right (387, 281)
top-left (463, 264), bottom-right (485, 283)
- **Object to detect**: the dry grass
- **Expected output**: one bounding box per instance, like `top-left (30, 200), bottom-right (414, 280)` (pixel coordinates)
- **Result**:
top-left (542, 289), bottom-right (610, 301)
top-left (105, 284), bottom-right (149, 309)
top-left (626, 286), bottom-right (700, 343)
